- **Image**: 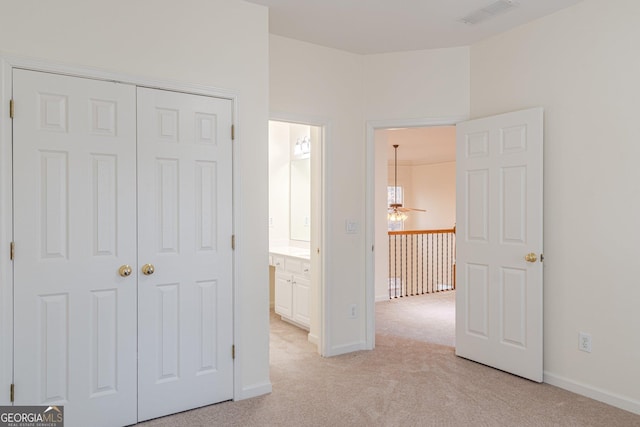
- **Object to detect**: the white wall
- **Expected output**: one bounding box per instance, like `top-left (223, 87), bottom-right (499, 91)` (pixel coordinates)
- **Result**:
top-left (270, 39), bottom-right (471, 333)
top-left (366, 48), bottom-right (469, 303)
top-left (269, 121), bottom-right (291, 245)
top-left (386, 161), bottom-right (457, 232)
top-left (471, 0), bottom-right (640, 413)
top-left (270, 35), bottom-right (368, 354)
top-left (409, 162), bottom-right (456, 230)
top-left (364, 47), bottom-right (470, 121)
top-left (0, 0), bottom-right (270, 402)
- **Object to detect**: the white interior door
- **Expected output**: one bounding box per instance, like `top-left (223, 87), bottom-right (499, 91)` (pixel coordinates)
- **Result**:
top-left (136, 87), bottom-right (234, 421)
top-left (455, 108), bottom-right (543, 382)
top-left (13, 69), bottom-right (138, 426)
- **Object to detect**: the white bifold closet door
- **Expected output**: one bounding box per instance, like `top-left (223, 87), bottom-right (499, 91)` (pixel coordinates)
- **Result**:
top-left (12, 69), bottom-right (234, 427)
top-left (136, 87), bottom-right (233, 421)
top-left (13, 69), bottom-right (139, 427)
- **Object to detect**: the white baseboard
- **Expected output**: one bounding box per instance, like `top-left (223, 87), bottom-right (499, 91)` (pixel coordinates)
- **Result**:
top-left (307, 332), bottom-right (319, 346)
top-left (236, 381), bottom-right (272, 401)
top-left (544, 371), bottom-right (640, 415)
top-left (326, 341), bottom-right (367, 357)
top-left (279, 316), bottom-right (310, 331)
top-left (375, 294), bottom-right (389, 302)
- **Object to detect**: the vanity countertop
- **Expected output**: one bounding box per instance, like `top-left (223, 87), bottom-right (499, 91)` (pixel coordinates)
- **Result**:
top-left (269, 246), bottom-right (311, 260)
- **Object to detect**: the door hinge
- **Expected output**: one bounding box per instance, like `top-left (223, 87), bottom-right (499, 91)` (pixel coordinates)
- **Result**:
top-left (231, 235), bottom-right (235, 250)
top-left (231, 124), bottom-right (235, 141)
top-left (10, 241), bottom-right (15, 260)
top-left (9, 99), bottom-right (14, 119)
top-left (10, 383), bottom-right (14, 402)
top-left (232, 345), bottom-right (235, 360)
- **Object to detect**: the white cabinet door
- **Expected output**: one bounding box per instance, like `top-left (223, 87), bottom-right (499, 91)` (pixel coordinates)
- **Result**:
top-left (274, 271), bottom-right (293, 318)
top-left (13, 69), bottom-right (138, 427)
top-left (455, 108), bottom-right (543, 382)
top-left (136, 87), bottom-right (234, 421)
top-left (292, 275), bottom-right (311, 327)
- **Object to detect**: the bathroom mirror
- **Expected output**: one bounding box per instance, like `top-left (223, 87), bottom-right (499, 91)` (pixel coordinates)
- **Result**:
top-left (290, 158), bottom-right (311, 241)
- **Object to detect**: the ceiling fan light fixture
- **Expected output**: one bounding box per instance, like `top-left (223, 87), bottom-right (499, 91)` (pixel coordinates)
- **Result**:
top-left (388, 208), bottom-right (408, 222)
top-left (387, 144), bottom-right (426, 222)
top-left (388, 144), bottom-right (408, 222)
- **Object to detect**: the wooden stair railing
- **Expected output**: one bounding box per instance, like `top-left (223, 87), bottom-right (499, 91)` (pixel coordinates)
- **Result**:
top-left (388, 228), bottom-right (456, 299)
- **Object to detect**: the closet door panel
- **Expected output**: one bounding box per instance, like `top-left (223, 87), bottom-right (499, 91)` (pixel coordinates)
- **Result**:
top-left (13, 69), bottom-right (137, 427)
top-left (137, 87), bottom-right (234, 421)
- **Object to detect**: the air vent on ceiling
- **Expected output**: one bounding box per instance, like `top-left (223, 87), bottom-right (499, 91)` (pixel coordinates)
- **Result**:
top-left (460, 0), bottom-right (520, 25)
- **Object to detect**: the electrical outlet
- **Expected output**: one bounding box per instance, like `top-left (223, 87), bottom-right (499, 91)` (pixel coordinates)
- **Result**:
top-left (349, 304), bottom-right (357, 319)
top-left (579, 332), bottom-right (592, 353)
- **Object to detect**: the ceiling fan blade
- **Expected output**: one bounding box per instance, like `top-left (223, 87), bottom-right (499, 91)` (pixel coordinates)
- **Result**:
top-left (398, 207), bottom-right (426, 212)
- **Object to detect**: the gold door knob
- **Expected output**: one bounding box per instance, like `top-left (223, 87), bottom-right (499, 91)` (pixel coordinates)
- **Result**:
top-left (119, 265), bottom-right (133, 277)
top-left (142, 263), bottom-right (155, 275)
top-left (525, 253), bottom-right (538, 263)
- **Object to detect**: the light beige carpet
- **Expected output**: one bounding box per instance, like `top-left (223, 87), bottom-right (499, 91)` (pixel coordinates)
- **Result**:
top-left (377, 290), bottom-right (456, 347)
top-left (140, 292), bottom-right (640, 426)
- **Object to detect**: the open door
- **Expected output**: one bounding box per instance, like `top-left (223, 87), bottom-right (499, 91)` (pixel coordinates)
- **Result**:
top-left (455, 108), bottom-right (543, 382)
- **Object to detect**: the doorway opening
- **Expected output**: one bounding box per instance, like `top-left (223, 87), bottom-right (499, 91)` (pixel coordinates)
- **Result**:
top-left (367, 120), bottom-right (460, 349)
top-left (367, 109), bottom-right (544, 381)
top-left (268, 119), bottom-right (324, 354)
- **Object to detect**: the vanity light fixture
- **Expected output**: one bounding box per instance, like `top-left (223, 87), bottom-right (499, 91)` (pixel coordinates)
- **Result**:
top-left (294, 136), bottom-right (311, 158)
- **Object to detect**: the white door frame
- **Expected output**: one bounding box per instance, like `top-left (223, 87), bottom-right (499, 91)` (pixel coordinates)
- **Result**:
top-left (0, 54), bottom-right (243, 404)
top-left (269, 112), bottom-right (329, 356)
top-left (364, 116), bottom-right (468, 349)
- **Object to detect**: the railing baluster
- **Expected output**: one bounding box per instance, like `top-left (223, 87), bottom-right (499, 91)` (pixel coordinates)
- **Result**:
top-left (400, 234), bottom-right (404, 297)
top-left (452, 233), bottom-right (456, 290)
top-left (389, 234), bottom-right (392, 299)
top-left (436, 233), bottom-right (439, 292)
top-left (445, 233), bottom-right (449, 290)
top-left (446, 233), bottom-right (451, 290)
top-left (410, 234), bottom-right (414, 296)
top-left (420, 234), bottom-right (424, 295)
top-left (395, 234), bottom-right (398, 298)
top-left (388, 228), bottom-right (456, 299)
top-left (396, 234), bottom-right (399, 297)
top-left (430, 233), bottom-right (434, 293)
top-left (438, 233), bottom-right (442, 292)
top-left (404, 234), bottom-right (408, 297)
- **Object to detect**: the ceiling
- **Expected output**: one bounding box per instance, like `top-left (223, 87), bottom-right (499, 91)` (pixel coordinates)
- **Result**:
top-left (245, 0), bottom-right (582, 54)
top-left (383, 127), bottom-right (456, 165)
top-left (258, 1), bottom-right (581, 163)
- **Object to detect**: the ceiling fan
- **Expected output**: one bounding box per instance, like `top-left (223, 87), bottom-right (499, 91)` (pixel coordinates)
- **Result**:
top-left (388, 144), bottom-right (426, 221)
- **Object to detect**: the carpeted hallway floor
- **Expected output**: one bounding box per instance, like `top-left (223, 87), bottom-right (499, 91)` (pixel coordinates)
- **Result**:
top-left (376, 290), bottom-right (456, 347)
top-left (140, 291), bottom-right (640, 426)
